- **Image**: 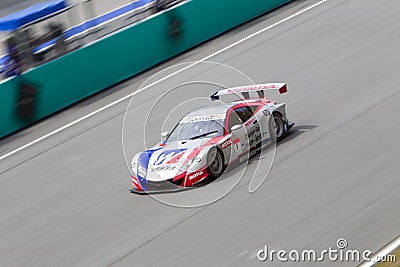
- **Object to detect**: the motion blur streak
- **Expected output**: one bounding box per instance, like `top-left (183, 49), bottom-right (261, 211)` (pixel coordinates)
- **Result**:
top-left (0, 0), bottom-right (327, 161)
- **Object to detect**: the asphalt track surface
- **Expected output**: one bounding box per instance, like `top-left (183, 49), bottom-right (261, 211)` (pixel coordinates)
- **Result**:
top-left (1, 0), bottom-right (400, 266)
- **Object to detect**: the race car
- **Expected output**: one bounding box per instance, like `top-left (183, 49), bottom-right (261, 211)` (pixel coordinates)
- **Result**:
top-left (130, 83), bottom-right (294, 194)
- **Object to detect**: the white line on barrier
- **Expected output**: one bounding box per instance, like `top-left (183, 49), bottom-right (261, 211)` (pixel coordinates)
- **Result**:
top-left (359, 236), bottom-right (400, 267)
top-left (0, 0), bottom-right (328, 161)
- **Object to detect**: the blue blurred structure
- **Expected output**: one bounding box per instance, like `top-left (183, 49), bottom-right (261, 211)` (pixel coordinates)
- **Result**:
top-left (33, 0), bottom-right (154, 54)
top-left (0, 0), bottom-right (67, 30)
top-left (0, 0), bottom-right (68, 78)
top-left (0, 0), bottom-right (156, 78)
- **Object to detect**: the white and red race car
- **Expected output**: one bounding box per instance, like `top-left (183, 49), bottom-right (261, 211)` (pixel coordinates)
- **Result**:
top-left (130, 83), bottom-right (294, 194)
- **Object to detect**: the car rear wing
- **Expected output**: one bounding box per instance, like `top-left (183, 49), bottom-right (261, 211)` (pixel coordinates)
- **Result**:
top-left (210, 83), bottom-right (287, 101)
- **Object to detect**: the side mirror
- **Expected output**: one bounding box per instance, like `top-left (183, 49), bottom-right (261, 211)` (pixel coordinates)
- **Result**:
top-left (161, 131), bottom-right (170, 141)
top-left (231, 124), bottom-right (243, 133)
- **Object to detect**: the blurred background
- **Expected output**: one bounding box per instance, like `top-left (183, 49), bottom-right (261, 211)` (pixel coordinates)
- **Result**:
top-left (0, 0), bottom-right (181, 79)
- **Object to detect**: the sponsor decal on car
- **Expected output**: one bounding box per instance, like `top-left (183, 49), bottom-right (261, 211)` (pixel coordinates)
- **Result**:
top-left (227, 84), bottom-right (277, 93)
top-left (165, 151), bottom-right (185, 164)
top-left (188, 170), bottom-right (205, 180)
top-left (152, 165), bottom-right (177, 172)
top-left (242, 143), bottom-right (249, 151)
top-left (184, 168), bottom-right (208, 186)
top-left (180, 113), bottom-right (225, 123)
top-left (221, 139), bottom-right (232, 149)
top-left (245, 117), bottom-right (255, 126)
top-left (153, 149), bottom-right (186, 165)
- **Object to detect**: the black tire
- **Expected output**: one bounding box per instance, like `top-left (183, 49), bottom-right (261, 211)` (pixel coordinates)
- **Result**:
top-left (269, 113), bottom-right (285, 143)
top-left (206, 148), bottom-right (225, 181)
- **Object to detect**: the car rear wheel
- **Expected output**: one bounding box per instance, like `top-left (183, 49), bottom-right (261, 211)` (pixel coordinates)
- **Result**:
top-left (269, 113), bottom-right (285, 142)
top-left (206, 148), bottom-right (225, 181)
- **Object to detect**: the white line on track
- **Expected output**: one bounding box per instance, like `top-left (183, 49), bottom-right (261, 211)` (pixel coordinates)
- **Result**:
top-left (0, 0), bottom-right (328, 161)
top-left (235, 250), bottom-right (248, 258)
top-left (359, 236), bottom-right (400, 267)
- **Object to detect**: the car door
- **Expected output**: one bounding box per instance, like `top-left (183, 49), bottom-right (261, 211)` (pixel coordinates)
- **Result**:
top-left (231, 105), bottom-right (261, 151)
top-left (226, 107), bottom-right (248, 163)
top-left (250, 104), bottom-right (271, 143)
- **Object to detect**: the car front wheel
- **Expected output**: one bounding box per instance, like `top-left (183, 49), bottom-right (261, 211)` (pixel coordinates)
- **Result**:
top-left (206, 148), bottom-right (225, 180)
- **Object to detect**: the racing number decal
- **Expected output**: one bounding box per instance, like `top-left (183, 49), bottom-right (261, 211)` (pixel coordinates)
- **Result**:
top-left (233, 138), bottom-right (241, 152)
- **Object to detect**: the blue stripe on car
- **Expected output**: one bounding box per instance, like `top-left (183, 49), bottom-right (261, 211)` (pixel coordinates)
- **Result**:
top-left (137, 149), bottom-right (158, 190)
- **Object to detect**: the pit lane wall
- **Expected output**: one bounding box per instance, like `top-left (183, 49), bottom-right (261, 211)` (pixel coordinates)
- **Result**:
top-left (0, 0), bottom-right (292, 139)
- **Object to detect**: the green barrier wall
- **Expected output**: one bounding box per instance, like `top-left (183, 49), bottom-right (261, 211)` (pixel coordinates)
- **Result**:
top-left (0, 0), bottom-right (291, 138)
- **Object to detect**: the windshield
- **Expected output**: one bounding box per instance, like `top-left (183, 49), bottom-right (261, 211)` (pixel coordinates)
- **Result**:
top-left (167, 119), bottom-right (225, 141)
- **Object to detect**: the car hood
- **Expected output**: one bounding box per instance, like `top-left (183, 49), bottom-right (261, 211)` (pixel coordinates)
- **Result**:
top-left (138, 137), bottom-right (223, 182)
